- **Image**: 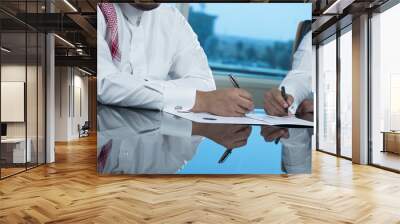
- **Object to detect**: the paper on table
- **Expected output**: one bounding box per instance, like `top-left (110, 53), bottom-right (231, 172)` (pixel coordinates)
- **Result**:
top-left (163, 107), bottom-right (266, 125)
top-left (164, 107), bottom-right (314, 127)
top-left (246, 113), bottom-right (314, 126)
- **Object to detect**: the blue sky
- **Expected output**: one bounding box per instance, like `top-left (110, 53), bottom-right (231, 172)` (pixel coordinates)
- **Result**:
top-left (190, 3), bottom-right (311, 41)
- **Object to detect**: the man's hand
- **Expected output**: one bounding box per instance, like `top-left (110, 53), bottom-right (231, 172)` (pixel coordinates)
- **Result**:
top-left (296, 99), bottom-right (314, 114)
top-left (192, 123), bottom-right (252, 149)
top-left (260, 126), bottom-right (289, 142)
top-left (263, 88), bottom-right (294, 116)
top-left (192, 88), bottom-right (254, 117)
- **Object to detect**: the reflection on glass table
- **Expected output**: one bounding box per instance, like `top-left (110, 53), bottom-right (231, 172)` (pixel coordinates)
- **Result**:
top-left (97, 105), bottom-right (313, 175)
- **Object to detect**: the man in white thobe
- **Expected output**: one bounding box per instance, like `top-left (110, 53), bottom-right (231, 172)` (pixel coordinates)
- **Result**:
top-left (97, 3), bottom-right (254, 117)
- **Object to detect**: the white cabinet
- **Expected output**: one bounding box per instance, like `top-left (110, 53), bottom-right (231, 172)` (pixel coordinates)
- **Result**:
top-left (1, 138), bottom-right (32, 163)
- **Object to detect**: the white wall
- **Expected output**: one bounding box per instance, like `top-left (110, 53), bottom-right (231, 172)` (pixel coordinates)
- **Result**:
top-left (71, 73), bottom-right (89, 138)
top-left (55, 66), bottom-right (68, 141)
top-left (55, 67), bottom-right (89, 141)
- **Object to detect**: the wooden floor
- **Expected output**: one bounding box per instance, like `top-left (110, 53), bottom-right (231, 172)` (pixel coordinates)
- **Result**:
top-left (1, 167), bottom-right (26, 178)
top-left (1, 135), bottom-right (400, 224)
top-left (373, 151), bottom-right (400, 171)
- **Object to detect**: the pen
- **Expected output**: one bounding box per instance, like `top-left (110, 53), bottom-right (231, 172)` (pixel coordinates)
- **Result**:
top-left (218, 74), bottom-right (240, 164)
top-left (281, 86), bottom-right (288, 114)
top-left (228, 74), bottom-right (240, 88)
top-left (218, 149), bottom-right (233, 164)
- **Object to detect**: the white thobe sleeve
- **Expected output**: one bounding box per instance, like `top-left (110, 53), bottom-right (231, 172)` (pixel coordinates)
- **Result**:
top-left (97, 7), bottom-right (215, 111)
top-left (279, 32), bottom-right (313, 114)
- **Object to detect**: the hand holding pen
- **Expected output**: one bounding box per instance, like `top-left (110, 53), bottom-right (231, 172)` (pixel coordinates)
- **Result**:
top-left (191, 122), bottom-right (252, 163)
top-left (263, 87), bottom-right (294, 116)
top-left (191, 85), bottom-right (254, 117)
top-left (260, 126), bottom-right (289, 144)
top-left (217, 74), bottom-right (250, 163)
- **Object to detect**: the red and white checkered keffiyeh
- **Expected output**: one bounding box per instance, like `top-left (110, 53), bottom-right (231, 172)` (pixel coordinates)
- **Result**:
top-left (99, 3), bottom-right (121, 62)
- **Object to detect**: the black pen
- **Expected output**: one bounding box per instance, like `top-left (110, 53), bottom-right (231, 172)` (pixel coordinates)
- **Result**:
top-left (281, 86), bottom-right (288, 114)
top-left (218, 74), bottom-right (240, 164)
top-left (229, 74), bottom-right (240, 88)
top-left (218, 149), bottom-right (233, 164)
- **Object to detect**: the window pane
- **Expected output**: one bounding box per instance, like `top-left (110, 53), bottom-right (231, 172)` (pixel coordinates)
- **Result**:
top-left (340, 30), bottom-right (352, 158)
top-left (0, 0), bottom-right (46, 178)
top-left (318, 37), bottom-right (337, 154)
top-left (187, 3), bottom-right (311, 107)
top-left (371, 4), bottom-right (400, 171)
top-left (1, 30), bottom-right (28, 177)
top-left (188, 3), bottom-right (310, 73)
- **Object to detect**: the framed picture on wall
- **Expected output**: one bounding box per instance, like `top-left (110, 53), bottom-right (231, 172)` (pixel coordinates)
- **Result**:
top-left (1, 81), bottom-right (25, 122)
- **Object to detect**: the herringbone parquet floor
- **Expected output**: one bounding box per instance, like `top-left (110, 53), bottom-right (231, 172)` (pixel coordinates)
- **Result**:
top-left (1, 135), bottom-right (400, 224)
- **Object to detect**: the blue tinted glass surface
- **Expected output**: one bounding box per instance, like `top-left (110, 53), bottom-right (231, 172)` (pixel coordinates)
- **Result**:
top-left (177, 126), bottom-right (283, 174)
top-left (97, 105), bottom-right (312, 175)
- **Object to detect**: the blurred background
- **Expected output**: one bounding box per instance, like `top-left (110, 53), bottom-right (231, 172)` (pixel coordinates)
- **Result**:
top-left (185, 3), bottom-right (311, 107)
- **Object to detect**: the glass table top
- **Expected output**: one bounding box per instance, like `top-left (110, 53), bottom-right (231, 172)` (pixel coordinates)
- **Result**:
top-left (97, 105), bottom-right (314, 175)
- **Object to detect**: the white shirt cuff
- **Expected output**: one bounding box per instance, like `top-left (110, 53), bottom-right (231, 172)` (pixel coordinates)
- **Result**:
top-left (163, 86), bottom-right (196, 112)
top-left (279, 82), bottom-right (300, 114)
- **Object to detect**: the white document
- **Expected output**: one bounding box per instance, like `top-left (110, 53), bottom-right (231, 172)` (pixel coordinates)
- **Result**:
top-left (164, 107), bottom-right (266, 125)
top-left (246, 113), bottom-right (314, 126)
top-left (164, 108), bottom-right (313, 127)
